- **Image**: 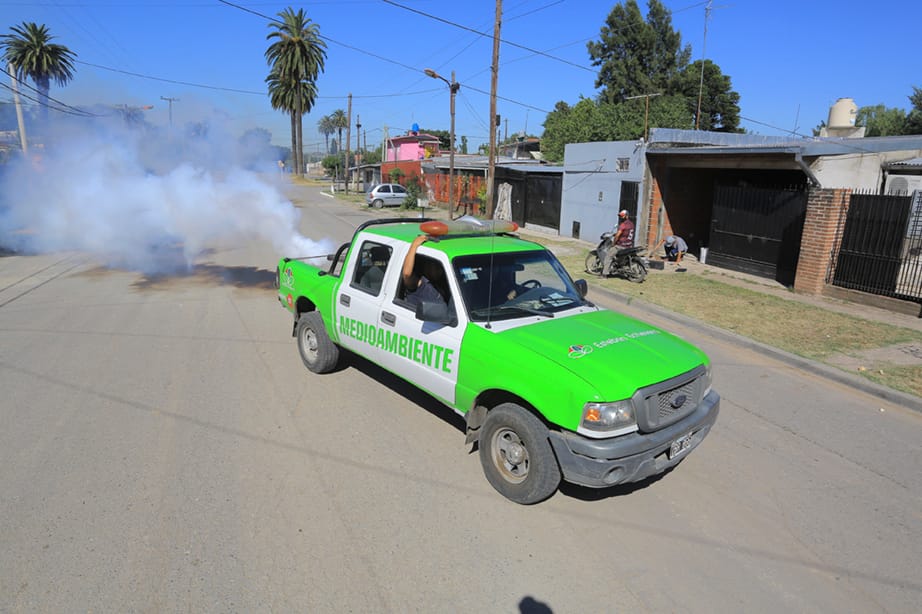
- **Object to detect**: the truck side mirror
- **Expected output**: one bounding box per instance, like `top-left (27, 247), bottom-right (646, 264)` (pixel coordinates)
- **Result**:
top-left (415, 300), bottom-right (455, 326)
top-left (574, 279), bottom-right (588, 298)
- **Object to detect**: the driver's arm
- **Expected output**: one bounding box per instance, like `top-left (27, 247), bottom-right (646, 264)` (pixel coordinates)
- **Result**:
top-left (402, 234), bottom-right (427, 289)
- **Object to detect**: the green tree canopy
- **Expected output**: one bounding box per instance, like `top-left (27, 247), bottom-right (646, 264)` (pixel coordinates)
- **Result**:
top-left (671, 60), bottom-right (741, 131)
top-left (856, 104), bottom-right (908, 137)
top-left (541, 95), bottom-right (692, 162)
top-left (547, 0), bottom-right (741, 158)
top-left (906, 86), bottom-right (922, 134)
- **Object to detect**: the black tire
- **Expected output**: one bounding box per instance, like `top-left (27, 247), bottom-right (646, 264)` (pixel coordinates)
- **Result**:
top-left (627, 259), bottom-right (647, 283)
top-left (372, 199), bottom-right (384, 209)
top-left (479, 403), bottom-right (561, 505)
top-left (296, 311), bottom-right (339, 374)
top-left (585, 252), bottom-right (602, 276)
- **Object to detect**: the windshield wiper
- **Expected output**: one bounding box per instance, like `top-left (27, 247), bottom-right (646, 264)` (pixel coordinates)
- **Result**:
top-left (473, 304), bottom-right (554, 319)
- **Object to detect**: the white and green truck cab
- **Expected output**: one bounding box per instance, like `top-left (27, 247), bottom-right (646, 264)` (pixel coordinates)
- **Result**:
top-left (276, 217), bottom-right (719, 504)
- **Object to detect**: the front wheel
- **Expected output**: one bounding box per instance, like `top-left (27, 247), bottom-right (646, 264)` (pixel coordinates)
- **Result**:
top-left (585, 251), bottom-right (603, 276)
top-left (626, 258), bottom-right (647, 283)
top-left (479, 403), bottom-right (561, 505)
top-left (296, 311), bottom-right (339, 373)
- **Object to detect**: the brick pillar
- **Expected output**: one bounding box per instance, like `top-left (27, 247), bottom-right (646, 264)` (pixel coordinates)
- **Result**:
top-left (645, 176), bottom-right (673, 248)
top-left (793, 188), bottom-right (851, 295)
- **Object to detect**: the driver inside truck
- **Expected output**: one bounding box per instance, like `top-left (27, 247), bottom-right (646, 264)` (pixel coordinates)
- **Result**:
top-left (402, 234), bottom-right (450, 307)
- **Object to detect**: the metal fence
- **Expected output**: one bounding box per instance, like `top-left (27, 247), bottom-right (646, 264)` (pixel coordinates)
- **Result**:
top-left (830, 190), bottom-right (922, 304)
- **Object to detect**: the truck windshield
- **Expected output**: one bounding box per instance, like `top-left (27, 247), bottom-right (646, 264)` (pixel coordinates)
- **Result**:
top-left (453, 250), bottom-right (585, 322)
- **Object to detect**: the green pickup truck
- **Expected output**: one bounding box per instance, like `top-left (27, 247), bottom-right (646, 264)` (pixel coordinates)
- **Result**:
top-left (276, 217), bottom-right (719, 504)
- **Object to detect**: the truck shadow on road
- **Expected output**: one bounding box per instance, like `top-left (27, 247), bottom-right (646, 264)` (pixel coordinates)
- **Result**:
top-left (129, 264), bottom-right (277, 291)
top-left (340, 349), bottom-right (468, 434)
top-left (339, 347), bottom-right (676, 503)
top-left (558, 467), bottom-right (672, 501)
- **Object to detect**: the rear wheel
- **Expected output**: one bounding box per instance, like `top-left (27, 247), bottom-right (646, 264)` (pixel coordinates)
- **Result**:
top-left (296, 311), bottom-right (339, 373)
top-left (372, 199), bottom-right (384, 209)
top-left (627, 259), bottom-right (647, 283)
top-left (585, 252), bottom-right (603, 276)
top-left (479, 403), bottom-right (561, 504)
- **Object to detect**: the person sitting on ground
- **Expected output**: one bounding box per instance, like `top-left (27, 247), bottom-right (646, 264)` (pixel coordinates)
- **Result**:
top-left (402, 234), bottom-right (449, 307)
top-left (653, 235), bottom-right (688, 263)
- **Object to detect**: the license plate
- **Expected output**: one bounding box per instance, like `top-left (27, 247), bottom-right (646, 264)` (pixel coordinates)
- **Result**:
top-left (669, 433), bottom-right (693, 459)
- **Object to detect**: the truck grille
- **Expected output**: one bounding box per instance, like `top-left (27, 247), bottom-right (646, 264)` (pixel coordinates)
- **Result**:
top-left (633, 365), bottom-right (707, 432)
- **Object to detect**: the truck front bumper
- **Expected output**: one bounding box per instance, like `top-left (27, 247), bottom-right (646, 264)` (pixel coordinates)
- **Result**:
top-left (548, 390), bottom-right (719, 489)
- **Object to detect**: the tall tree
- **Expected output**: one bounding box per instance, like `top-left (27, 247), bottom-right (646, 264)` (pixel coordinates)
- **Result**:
top-left (587, 0), bottom-right (690, 103)
top-left (317, 114), bottom-right (335, 154)
top-left (328, 108), bottom-right (347, 178)
top-left (0, 22), bottom-right (76, 124)
top-left (265, 7), bottom-right (326, 176)
top-left (672, 60), bottom-right (741, 132)
top-left (267, 70), bottom-right (307, 172)
top-left (906, 86), bottom-right (922, 135)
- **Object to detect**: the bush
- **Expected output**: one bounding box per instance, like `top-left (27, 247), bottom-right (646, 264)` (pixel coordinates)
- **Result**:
top-left (402, 175), bottom-right (421, 209)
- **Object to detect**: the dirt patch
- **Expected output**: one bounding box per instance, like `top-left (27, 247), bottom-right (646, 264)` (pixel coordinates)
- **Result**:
top-left (828, 343), bottom-right (922, 370)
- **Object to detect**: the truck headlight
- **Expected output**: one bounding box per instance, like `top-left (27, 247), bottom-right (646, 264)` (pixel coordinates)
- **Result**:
top-left (579, 400), bottom-right (637, 438)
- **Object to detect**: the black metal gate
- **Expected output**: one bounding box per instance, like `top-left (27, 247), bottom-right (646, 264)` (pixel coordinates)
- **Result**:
top-left (708, 185), bottom-right (807, 285)
top-left (831, 191), bottom-right (922, 304)
top-left (524, 174), bottom-right (562, 230)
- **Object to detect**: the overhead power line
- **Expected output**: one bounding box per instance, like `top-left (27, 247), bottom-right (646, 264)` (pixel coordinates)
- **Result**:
top-left (381, 0), bottom-right (594, 73)
top-left (217, 0), bottom-right (550, 114)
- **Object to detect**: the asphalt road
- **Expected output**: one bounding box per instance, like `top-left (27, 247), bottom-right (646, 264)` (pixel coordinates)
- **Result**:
top-left (1, 186), bottom-right (920, 612)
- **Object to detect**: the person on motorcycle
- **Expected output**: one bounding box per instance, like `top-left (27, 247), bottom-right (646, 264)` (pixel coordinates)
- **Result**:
top-left (602, 210), bottom-right (635, 275)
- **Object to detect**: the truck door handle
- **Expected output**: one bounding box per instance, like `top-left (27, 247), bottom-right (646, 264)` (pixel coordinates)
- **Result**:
top-left (340, 294), bottom-right (350, 307)
top-left (381, 311), bottom-right (396, 326)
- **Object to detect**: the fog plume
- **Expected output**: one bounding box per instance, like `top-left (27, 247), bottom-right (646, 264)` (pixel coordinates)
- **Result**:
top-left (0, 114), bottom-right (331, 273)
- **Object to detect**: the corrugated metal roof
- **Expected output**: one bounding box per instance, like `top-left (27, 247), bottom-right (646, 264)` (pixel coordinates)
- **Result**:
top-left (887, 156), bottom-right (922, 167)
top-left (649, 128), bottom-right (922, 157)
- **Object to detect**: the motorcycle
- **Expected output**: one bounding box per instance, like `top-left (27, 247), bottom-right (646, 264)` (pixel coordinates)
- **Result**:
top-left (585, 232), bottom-right (648, 283)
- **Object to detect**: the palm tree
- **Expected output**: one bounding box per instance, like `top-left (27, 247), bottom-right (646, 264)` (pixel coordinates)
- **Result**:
top-left (328, 108), bottom-right (347, 178)
top-left (317, 114), bottom-right (335, 154)
top-left (265, 7), bottom-right (326, 177)
top-left (1, 22), bottom-right (76, 125)
top-left (267, 69), bottom-right (317, 172)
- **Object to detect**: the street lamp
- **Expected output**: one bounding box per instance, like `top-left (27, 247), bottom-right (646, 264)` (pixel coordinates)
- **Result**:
top-left (424, 68), bottom-right (460, 216)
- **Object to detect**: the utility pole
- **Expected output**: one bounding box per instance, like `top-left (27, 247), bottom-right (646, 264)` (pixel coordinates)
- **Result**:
top-left (486, 0), bottom-right (502, 219)
top-left (625, 93), bottom-right (662, 141)
top-left (424, 68), bottom-right (460, 214)
top-left (355, 114), bottom-right (362, 191)
top-left (160, 96), bottom-right (179, 128)
top-left (6, 63), bottom-right (27, 155)
top-left (345, 93), bottom-right (352, 193)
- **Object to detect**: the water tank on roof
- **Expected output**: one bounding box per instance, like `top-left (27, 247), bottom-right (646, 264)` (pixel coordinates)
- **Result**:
top-left (828, 98), bottom-right (858, 128)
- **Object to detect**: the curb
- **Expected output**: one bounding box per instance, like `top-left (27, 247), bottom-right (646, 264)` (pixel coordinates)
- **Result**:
top-left (586, 282), bottom-right (922, 415)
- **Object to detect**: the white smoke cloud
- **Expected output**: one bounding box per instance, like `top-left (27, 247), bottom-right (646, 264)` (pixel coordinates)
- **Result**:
top-left (0, 113), bottom-right (332, 273)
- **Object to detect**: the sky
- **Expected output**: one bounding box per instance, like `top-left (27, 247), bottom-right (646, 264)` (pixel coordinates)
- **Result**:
top-left (2, 0), bottom-right (921, 153)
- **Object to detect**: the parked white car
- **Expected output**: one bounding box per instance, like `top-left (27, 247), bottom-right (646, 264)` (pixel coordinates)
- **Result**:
top-left (366, 183), bottom-right (408, 208)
